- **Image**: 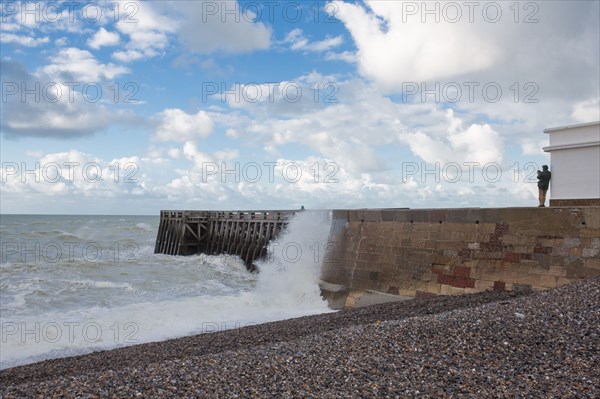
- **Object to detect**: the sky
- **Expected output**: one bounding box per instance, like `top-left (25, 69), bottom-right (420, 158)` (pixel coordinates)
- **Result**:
top-left (1, 0), bottom-right (599, 215)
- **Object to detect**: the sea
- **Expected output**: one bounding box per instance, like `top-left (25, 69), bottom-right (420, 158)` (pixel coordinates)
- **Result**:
top-left (0, 211), bottom-right (333, 370)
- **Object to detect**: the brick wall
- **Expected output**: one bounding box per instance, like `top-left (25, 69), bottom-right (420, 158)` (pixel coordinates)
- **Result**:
top-left (321, 207), bottom-right (600, 303)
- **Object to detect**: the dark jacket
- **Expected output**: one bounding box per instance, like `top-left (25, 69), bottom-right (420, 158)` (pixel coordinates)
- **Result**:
top-left (537, 170), bottom-right (551, 190)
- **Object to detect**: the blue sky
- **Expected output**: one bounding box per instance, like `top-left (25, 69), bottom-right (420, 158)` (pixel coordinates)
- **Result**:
top-left (1, 0), bottom-right (599, 214)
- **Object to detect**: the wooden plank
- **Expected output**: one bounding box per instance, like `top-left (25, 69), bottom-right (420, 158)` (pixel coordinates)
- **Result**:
top-left (154, 210), bottom-right (300, 266)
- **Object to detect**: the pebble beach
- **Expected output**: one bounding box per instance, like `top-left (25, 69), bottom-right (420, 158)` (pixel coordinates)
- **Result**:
top-left (2, 278), bottom-right (599, 398)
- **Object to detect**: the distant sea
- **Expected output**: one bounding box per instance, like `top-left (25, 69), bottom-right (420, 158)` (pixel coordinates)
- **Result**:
top-left (0, 212), bottom-right (332, 369)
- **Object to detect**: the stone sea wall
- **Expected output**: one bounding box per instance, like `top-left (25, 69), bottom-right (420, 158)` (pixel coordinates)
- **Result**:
top-left (321, 207), bottom-right (600, 307)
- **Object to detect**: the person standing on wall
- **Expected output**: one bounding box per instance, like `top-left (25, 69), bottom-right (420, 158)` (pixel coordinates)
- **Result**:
top-left (537, 165), bottom-right (551, 207)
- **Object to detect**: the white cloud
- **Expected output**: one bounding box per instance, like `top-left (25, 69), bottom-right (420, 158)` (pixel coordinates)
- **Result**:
top-left (55, 37), bottom-right (68, 47)
top-left (572, 98), bottom-right (600, 123)
top-left (207, 74), bottom-right (511, 177)
top-left (87, 27), bottom-right (120, 50)
top-left (0, 22), bottom-right (21, 32)
top-left (324, 50), bottom-right (356, 63)
top-left (41, 47), bottom-right (129, 81)
top-left (225, 128), bottom-right (240, 139)
top-left (153, 109), bottom-right (214, 142)
top-left (331, 0), bottom-right (498, 86)
top-left (400, 109), bottom-right (502, 165)
top-left (113, 1), bottom-right (177, 61)
top-left (284, 28), bottom-right (343, 52)
top-left (0, 150), bottom-right (145, 198)
top-left (112, 49), bottom-right (146, 63)
top-left (0, 33), bottom-right (49, 47)
top-left (330, 0), bottom-right (599, 111)
top-left (2, 91), bottom-right (135, 138)
top-left (167, 148), bottom-right (181, 159)
top-left (522, 139), bottom-right (550, 156)
top-left (1, 60), bottom-right (136, 138)
top-left (175, 1), bottom-right (271, 54)
top-left (181, 141), bottom-right (213, 167)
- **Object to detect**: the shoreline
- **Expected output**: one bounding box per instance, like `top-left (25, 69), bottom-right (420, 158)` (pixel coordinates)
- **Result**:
top-left (2, 279), bottom-right (599, 397)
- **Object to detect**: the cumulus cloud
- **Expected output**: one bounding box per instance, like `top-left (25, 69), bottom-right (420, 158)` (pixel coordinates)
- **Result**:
top-left (40, 47), bottom-right (129, 81)
top-left (112, 0), bottom-right (178, 62)
top-left (174, 1), bottom-right (271, 54)
top-left (401, 109), bottom-right (503, 165)
top-left (205, 73), bottom-right (510, 177)
top-left (284, 29), bottom-right (343, 52)
top-left (87, 27), bottom-right (120, 50)
top-left (1, 60), bottom-right (136, 139)
top-left (0, 150), bottom-right (145, 198)
top-left (153, 109), bottom-right (214, 142)
top-left (331, 0), bottom-right (498, 86)
top-left (330, 0), bottom-right (599, 106)
top-left (0, 33), bottom-right (49, 47)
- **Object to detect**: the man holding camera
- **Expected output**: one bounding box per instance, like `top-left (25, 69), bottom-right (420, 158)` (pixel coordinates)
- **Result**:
top-left (537, 165), bottom-right (551, 207)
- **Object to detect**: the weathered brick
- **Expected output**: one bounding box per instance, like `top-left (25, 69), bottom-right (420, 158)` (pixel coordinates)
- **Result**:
top-left (547, 265), bottom-right (567, 277)
top-left (495, 223), bottom-right (510, 235)
top-left (517, 274), bottom-right (541, 287)
top-left (437, 274), bottom-right (475, 288)
top-left (428, 281), bottom-right (442, 293)
top-left (533, 244), bottom-right (553, 254)
top-left (453, 266), bottom-right (472, 278)
top-left (437, 274), bottom-right (454, 285)
top-left (504, 252), bottom-right (520, 263)
top-left (540, 275), bottom-right (557, 289)
top-left (433, 255), bottom-right (452, 266)
top-left (583, 247), bottom-right (600, 257)
top-left (484, 242), bottom-right (503, 252)
top-left (540, 238), bottom-right (561, 247)
top-left (432, 265), bottom-right (446, 275)
top-left (493, 281), bottom-right (506, 291)
top-left (569, 247), bottom-right (583, 257)
top-left (563, 237), bottom-right (581, 248)
top-left (479, 268), bottom-right (505, 282)
top-left (439, 284), bottom-right (452, 295)
top-left (501, 235), bottom-right (522, 245)
top-left (585, 258), bottom-right (600, 270)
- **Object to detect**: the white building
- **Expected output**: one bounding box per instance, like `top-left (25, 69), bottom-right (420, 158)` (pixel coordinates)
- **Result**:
top-left (543, 121), bottom-right (600, 206)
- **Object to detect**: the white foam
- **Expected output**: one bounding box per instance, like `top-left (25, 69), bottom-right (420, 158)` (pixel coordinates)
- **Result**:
top-left (134, 223), bottom-right (152, 231)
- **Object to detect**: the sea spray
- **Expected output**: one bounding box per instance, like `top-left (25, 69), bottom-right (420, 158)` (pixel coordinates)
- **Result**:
top-left (253, 210), bottom-right (332, 312)
top-left (0, 212), bottom-right (333, 369)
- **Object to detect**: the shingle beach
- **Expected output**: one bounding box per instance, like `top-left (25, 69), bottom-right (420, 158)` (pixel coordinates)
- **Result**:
top-left (2, 278), bottom-right (599, 398)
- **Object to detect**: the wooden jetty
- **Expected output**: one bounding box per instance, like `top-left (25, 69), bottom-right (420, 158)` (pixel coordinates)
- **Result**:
top-left (154, 210), bottom-right (298, 270)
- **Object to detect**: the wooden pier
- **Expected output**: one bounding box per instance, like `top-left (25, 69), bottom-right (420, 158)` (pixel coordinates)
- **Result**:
top-left (154, 210), bottom-right (298, 270)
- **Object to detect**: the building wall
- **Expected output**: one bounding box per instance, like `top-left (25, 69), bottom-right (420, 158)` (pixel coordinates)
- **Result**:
top-left (548, 146), bottom-right (600, 200)
top-left (544, 121), bottom-right (600, 201)
top-left (321, 207), bottom-right (600, 305)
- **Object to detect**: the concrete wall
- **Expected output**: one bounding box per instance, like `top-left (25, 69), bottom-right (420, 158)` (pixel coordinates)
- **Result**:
top-left (321, 207), bottom-right (600, 306)
top-left (543, 121), bottom-right (600, 203)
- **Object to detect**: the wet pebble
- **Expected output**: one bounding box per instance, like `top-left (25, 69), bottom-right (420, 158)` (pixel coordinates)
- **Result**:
top-left (2, 278), bottom-right (600, 398)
